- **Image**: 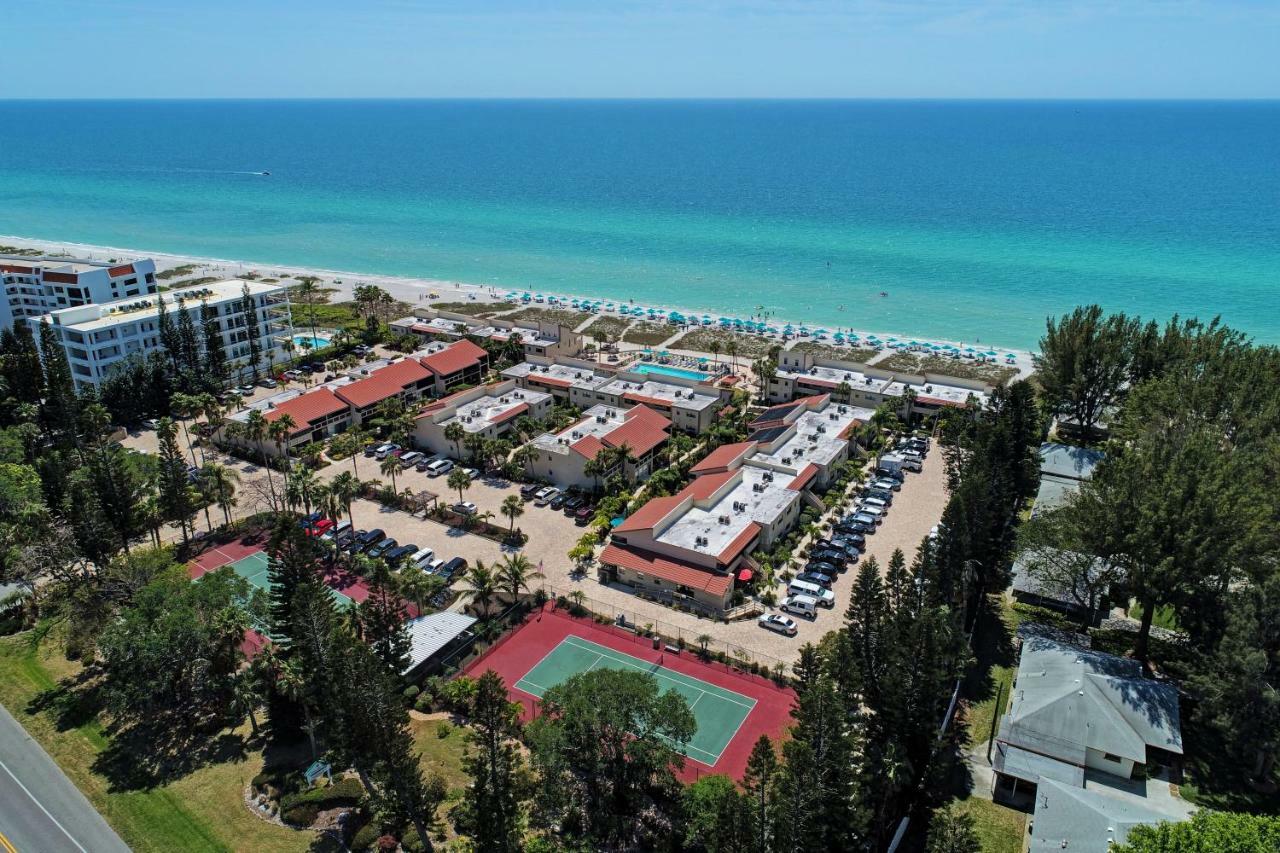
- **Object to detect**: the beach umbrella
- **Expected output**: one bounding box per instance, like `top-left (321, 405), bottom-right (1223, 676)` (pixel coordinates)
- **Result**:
top-left (984, 351), bottom-right (997, 357)
top-left (834, 332), bottom-right (845, 340)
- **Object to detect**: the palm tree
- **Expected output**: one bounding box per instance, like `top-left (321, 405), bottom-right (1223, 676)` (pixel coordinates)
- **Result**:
top-left (567, 589), bottom-right (587, 614)
top-left (500, 494), bottom-right (524, 536)
top-left (464, 431), bottom-right (486, 463)
top-left (725, 340), bottom-right (738, 373)
top-left (443, 421), bottom-right (466, 460)
top-left (170, 391), bottom-right (202, 466)
top-left (331, 428), bottom-right (366, 476)
top-left (268, 413), bottom-right (297, 472)
top-left (199, 462), bottom-right (240, 527)
top-left (243, 409), bottom-right (278, 507)
top-left (330, 471), bottom-right (360, 530)
top-left (380, 454), bottom-right (401, 492)
top-left (496, 554), bottom-right (543, 606)
top-left (583, 455), bottom-right (606, 494)
top-left (138, 493), bottom-right (164, 547)
top-left (286, 466), bottom-right (319, 515)
top-left (697, 633), bottom-right (713, 659)
top-left (461, 560), bottom-right (497, 617)
top-left (297, 276), bottom-right (322, 344)
top-left (398, 564), bottom-right (445, 615)
top-left (512, 444), bottom-right (539, 478)
top-left (708, 339), bottom-right (722, 369)
top-left (231, 670), bottom-right (263, 738)
top-left (447, 468), bottom-right (473, 505)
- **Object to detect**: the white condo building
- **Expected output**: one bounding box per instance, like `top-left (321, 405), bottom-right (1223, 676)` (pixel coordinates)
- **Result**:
top-left (1, 255), bottom-right (159, 329)
top-left (38, 279), bottom-right (293, 389)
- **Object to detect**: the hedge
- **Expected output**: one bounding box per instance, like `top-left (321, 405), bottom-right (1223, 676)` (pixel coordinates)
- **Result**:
top-left (279, 776), bottom-right (365, 827)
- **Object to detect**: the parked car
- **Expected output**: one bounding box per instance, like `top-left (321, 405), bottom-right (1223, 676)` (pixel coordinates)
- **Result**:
top-left (372, 443), bottom-right (399, 459)
top-left (367, 537), bottom-right (398, 558)
top-left (305, 518), bottom-right (335, 538)
top-left (860, 497), bottom-right (890, 514)
top-left (237, 383), bottom-right (256, 394)
top-left (836, 517), bottom-right (873, 535)
top-left (562, 496), bottom-right (585, 515)
top-left (334, 528), bottom-right (357, 548)
top-left (424, 557), bottom-right (446, 575)
top-left (462, 467), bottom-right (481, 480)
top-left (410, 547), bottom-right (435, 569)
top-left (787, 579), bottom-right (836, 607)
top-left (830, 534), bottom-right (866, 552)
top-left (436, 557), bottom-right (467, 582)
top-left (574, 506), bottom-right (594, 525)
top-left (758, 613), bottom-right (799, 636)
top-left (425, 459), bottom-right (454, 477)
top-left (871, 477), bottom-right (902, 493)
top-left (399, 451), bottom-right (424, 468)
top-left (258, 377), bottom-right (278, 388)
top-left (344, 530), bottom-right (370, 552)
top-left (140, 418), bottom-right (160, 430)
top-left (863, 489), bottom-right (894, 505)
top-left (355, 528), bottom-right (384, 549)
top-left (780, 595), bottom-right (818, 619)
top-left (383, 544), bottom-right (418, 566)
top-left (520, 483), bottom-right (542, 500)
top-left (453, 501), bottom-right (478, 515)
top-left (549, 493), bottom-right (569, 510)
top-left (283, 369), bottom-right (302, 380)
top-left (809, 551), bottom-right (847, 570)
top-left (534, 487), bottom-right (560, 506)
top-left (323, 520), bottom-right (353, 541)
top-left (851, 510), bottom-right (881, 528)
top-left (797, 570), bottom-right (834, 588)
top-left (875, 466), bottom-right (905, 482)
top-left (415, 457), bottom-right (435, 472)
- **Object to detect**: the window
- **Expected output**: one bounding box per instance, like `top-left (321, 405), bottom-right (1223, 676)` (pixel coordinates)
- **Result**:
top-left (1102, 753), bottom-right (1123, 763)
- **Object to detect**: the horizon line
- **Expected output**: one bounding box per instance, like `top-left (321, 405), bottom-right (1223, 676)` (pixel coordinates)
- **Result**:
top-left (2, 96), bottom-right (1278, 103)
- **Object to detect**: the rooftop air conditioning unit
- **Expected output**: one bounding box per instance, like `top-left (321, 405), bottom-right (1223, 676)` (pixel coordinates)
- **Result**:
top-left (844, 373), bottom-right (852, 380)
top-left (718, 516), bottom-right (730, 524)
top-left (782, 457), bottom-right (791, 465)
top-left (752, 483), bottom-right (763, 493)
top-left (596, 415), bottom-right (606, 423)
top-left (817, 424), bottom-right (826, 433)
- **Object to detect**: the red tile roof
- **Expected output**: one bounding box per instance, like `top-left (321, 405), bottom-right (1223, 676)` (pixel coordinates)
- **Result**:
top-left (717, 522), bottom-right (762, 564)
top-left (796, 376), bottom-right (838, 389)
top-left (419, 339), bottom-right (487, 377)
top-left (265, 388), bottom-right (347, 433)
top-left (600, 544), bottom-right (731, 597)
top-left (490, 402), bottom-right (530, 424)
top-left (690, 441), bottom-right (755, 475)
top-left (107, 263), bottom-right (136, 277)
top-left (622, 391), bottom-right (675, 409)
top-left (528, 374), bottom-right (573, 388)
top-left (570, 434), bottom-right (608, 459)
top-left (787, 463), bottom-right (820, 492)
top-left (334, 358), bottom-right (431, 409)
top-left (614, 495), bottom-right (683, 532)
top-left (686, 469), bottom-right (737, 500)
top-left (603, 412), bottom-right (669, 458)
top-left (624, 404), bottom-right (670, 428)
top-left (917, 395), bottom-right (968, 408)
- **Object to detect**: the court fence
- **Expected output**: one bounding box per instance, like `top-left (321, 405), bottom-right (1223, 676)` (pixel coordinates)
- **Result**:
top-left (535, 583), bottom-right (795, 685)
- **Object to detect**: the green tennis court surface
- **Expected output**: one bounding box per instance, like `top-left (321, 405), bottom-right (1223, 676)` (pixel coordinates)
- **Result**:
top-left (224, 553), bottom-right (356, 609)
top-left (515, 635), bottom-right (756, 766)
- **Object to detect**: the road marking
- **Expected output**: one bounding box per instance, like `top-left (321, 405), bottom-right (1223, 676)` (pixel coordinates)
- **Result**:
top-left (0, 829), bottom-right (17, 853)
top-left (0, 757), bottom-right (89, 853)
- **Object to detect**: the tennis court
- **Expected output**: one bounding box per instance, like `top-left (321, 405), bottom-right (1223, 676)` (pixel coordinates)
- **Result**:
top-left (196, 549), bottom-right (358, 610)
top-left (515, 635), bottom-right (756, 766)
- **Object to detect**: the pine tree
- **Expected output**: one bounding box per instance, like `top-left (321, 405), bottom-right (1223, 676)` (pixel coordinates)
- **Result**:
top-left (266, 516), bottom-right (326, 643)
top-left (792, 643), bottom-right (822, 697)
top-left (36, 320), bottom-right (79, 446)
top-left (0, 320), bottom-right (44, 407)
top-left (156, 418), bottom-right (196, 544)
top-left (200, 300), bottom-right (229, 385)
top-left (742, 735), bottom-right (779, 852)
top-left (358, 558), bottom-right (410, 673)
top-left (454, 671), bottom-right (525, 851)
top-left (156, 293), bottom-right (180, 371)
top-left (885, 548), bottom-right (910, 613)
top-left (240, 284), bottom-right (262, 380)
top-left (846, 556), bottom-right (886, 707)
top-left (175, 297), bottom-right (202, 374)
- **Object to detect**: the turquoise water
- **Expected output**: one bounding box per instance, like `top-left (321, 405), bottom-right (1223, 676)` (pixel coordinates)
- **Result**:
top-left (291, 333), bottom-right (332, 350)
top-left (633, 363), bottom-right (712, 381)
top-left (1, 100), bottom-right (1277, 349)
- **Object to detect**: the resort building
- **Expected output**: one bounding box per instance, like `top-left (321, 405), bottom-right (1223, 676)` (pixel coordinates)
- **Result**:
top-left (412, 380), bottom-right (553, 458)
top-left (766, 350), bottom-right (991, 418)
top-left (416, 338), bottom-right (490, 395)
top-left (527, 404), bottom-right (672, 489)
top-left (992, 634), bottom-right (1189, 849)
top-left (391, 309), bottom-right (583, 360)
top-left (37, 279), bottom-right (292, 390)
top-left (601, 394), bottom-right (864, 614)
top-left (1, 254), bottom-right (158, 328)
top-left (503, 356), bottom-right (729, 434)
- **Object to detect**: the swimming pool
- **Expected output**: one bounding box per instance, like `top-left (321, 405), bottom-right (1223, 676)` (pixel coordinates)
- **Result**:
top-left (632, 362), bottom-right (708, 382)
top-left (291, 333), bottom-right (332, 350)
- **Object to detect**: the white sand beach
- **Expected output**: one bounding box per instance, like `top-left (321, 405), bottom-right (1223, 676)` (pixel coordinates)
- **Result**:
top-left (0, 233), bottom-right (1036, 379)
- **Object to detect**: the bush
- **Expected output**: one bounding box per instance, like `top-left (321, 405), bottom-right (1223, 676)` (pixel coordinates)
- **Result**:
top-left (282, 802), bottom-right (321, 827)
top-left (414, 693), bottom-right (434, 713)
top-left (436, 721), bottom-right (452, 738)
top-left (403, 684), bottom-right (420, 701)
top-left (350, 821), bottom-right (381, 853)
top-left (279, 775), bottom-right (366, 826)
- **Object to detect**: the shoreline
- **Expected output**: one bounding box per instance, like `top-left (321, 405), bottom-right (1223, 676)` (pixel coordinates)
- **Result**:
top-left (0, 233), bottom-right (1036, 374)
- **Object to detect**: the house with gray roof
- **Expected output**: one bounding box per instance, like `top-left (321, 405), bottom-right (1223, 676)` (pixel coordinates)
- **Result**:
top-left (1011, 548), bottom-right (1117, 625)
top-left (1032, 443), bottom-right (1105, 517)
top-left (994, 636), bottom-right (1182, 797)
top-left (1028, 778), bottom-right (1192, 853)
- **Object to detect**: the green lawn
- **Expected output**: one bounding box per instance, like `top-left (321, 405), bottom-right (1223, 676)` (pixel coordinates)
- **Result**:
top-left (0, 630), bottom-right (313, 853)
top-left (953, 797), bottom-right (1026, 853)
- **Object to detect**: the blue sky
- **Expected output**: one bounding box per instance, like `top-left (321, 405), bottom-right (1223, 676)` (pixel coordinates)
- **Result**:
top-left (4, 1), bottom-right (1278, 99)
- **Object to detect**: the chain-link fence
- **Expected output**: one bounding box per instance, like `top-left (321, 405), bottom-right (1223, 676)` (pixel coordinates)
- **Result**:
top-left (538, 583), bottom-right (793, 683)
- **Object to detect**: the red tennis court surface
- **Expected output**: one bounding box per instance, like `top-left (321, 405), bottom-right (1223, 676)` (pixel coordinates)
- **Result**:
top-left (464, 604), bottom-right (796, 782)
top-left (188, 538), bottom-right (388, 611)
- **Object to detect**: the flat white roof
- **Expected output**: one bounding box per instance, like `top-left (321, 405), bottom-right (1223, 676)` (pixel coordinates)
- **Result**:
top-left (503, 360), bottom-right (610, 389)
top-left (440, 387), bottom-right (551, 433)
top-left (598, 376), bottom-right (720, 411)
top-left (531, 404), bottom-right (628, 455)
top-left (752, 404), bottom-right (871, 471)
top-left (658, 466), bottom-right (798, 557)
top-left (48, 279), bottom-right (284, 331)
top-left (779, 362), bottom-right (986, 405)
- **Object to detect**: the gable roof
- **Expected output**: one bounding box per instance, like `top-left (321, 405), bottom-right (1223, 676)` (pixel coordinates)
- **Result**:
top-left (334, 358), bottom-right (431, 409)
top-left (690, 441), bottom-right (756, 475)
top-left (614, 494), bottom-right (684, 533)
top-left (419, 339), bottom-right (487, 377)
top-left (787, 463), bottom-right (820, 492)
top-left (603, 409), bottom-right (670, 457)
top-left (1028, 779), bottom-right (1192, 853)
top-left (264, 388), bottom-right (347, 432)
top-left (1001, 637), bottom-right (1182, 769)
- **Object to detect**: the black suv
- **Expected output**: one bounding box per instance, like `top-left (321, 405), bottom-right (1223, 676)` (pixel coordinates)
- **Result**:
top-left (520, 483), bottom-right (541, 500)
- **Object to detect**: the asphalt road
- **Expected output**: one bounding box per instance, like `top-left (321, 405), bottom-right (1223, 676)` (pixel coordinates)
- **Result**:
top-left (0, 702), bottom-right (130, 853)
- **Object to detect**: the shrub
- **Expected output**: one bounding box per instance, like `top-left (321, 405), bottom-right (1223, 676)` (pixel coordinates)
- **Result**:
top-left (279, 775), bottom-right (365, 826)
top-left (350, 822), bottom-right (381, 852)
top-left (403, 684), bottom-right (420, 701)
top-left (414, 693), bottom-right (434, 713)
top-left (436, 721), bottom-right (452, 738)
top-left (282, 802), bottom-right (321, 826)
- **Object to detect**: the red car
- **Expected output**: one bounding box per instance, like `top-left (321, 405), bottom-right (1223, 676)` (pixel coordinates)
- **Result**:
top-left (305, 518), bottom-right (335, 537)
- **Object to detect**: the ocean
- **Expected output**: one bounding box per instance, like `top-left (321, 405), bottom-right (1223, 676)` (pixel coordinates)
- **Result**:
top-left (1, 99), bottom-right (1277, 349)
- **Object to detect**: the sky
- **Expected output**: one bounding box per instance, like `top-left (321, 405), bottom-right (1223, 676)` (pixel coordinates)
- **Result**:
top-left (3, 0), bottom-right (1278, 99)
